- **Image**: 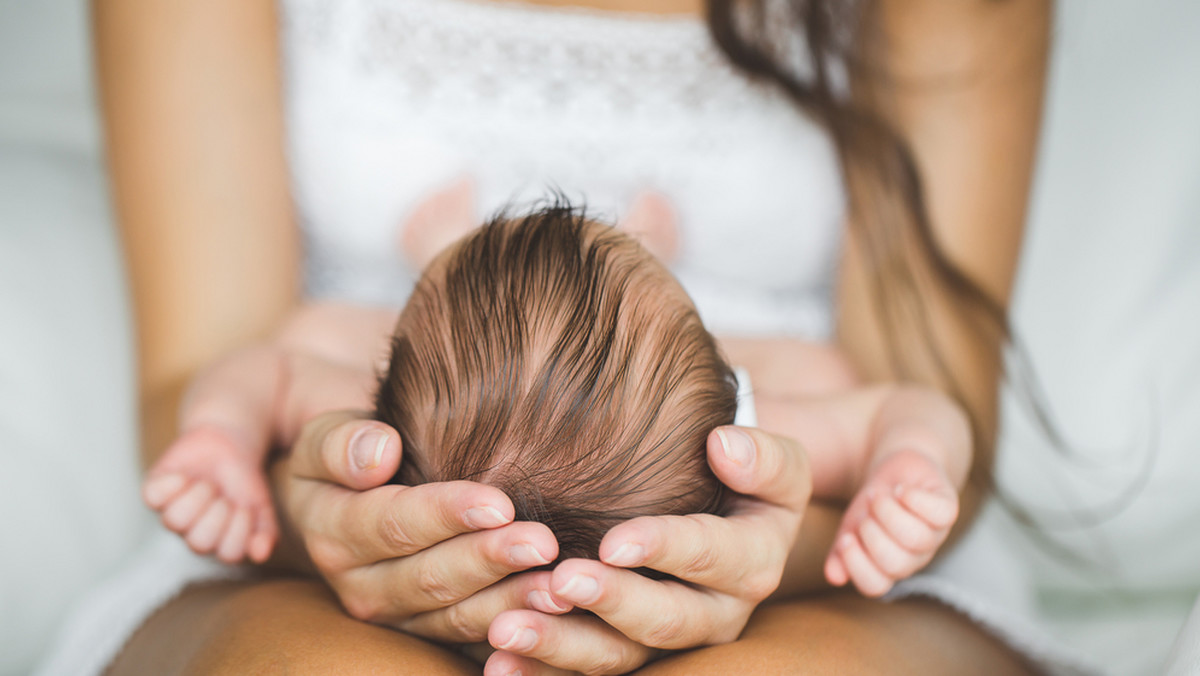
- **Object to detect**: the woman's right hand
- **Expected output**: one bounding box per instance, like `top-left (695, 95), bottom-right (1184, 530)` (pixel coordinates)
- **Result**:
top-left (271, 410), bottom-right (570, 644)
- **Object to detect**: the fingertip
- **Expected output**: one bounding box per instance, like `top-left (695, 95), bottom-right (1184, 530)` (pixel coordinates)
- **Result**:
top-left (143, 473), bottom-right (187, 509)
top-left (487, 609), bottom-right (543, 653)
top-left (483, 650), bottom-right (527, 676)
top-left (247, 530), bottom-right (274, 563)
top-left (901, 490), bottom-right (959, 528)
top-left (825, 552), bottom-right (848, 587)
top-left (161, 482), bottom-right (215, 532)
top-left (707, 426), bottom-right (756, 490)
top-left (345, 423), bottom-right (402, 487)
top-left (526, 588), bottom-right (572, 614)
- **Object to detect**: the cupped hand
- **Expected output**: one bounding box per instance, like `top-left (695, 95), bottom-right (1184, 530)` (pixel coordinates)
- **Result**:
top-left (482, 425), bottom-right (813, 676)
top-left (272, 411), bottom-right (569, 644)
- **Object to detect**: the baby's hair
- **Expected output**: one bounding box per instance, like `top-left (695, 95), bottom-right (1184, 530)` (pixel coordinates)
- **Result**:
top-left (375, 201), bottom-right (737, 561)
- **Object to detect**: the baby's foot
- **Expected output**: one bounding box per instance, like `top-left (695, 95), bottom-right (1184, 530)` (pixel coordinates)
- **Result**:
top-left (143, 426), bottom-right (277, 564)
top-left (825, 449), bottom-right (959, 597)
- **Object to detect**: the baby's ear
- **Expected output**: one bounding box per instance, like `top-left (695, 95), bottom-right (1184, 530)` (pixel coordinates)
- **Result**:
top-left (620, 191), bottom-right (680, 265)
top-left (397, 176), bottom-right (478, 270)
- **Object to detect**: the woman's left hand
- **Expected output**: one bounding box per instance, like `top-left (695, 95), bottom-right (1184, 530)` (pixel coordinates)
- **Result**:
top-left (481, 425), bottom-right (813, 676)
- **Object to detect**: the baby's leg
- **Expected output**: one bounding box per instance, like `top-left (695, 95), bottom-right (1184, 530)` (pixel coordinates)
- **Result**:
top-left (825, 449), bottom-right (959, 597)
top-left (143, 345), bottom-right (285, 563)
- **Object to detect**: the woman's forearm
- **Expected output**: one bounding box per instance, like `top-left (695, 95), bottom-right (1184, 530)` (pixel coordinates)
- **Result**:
top-left (94, 0), bottom-right (300, 467)
top-left (771, 501), bottom-right (842, 598)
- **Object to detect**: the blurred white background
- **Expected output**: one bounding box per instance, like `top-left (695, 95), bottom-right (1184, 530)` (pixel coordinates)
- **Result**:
top-left (0, 1), bottom-right (1197, 674)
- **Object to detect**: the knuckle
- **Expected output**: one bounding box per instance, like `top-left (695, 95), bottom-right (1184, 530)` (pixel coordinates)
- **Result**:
top-left (378, 508), bottom-right (419, 554)
top-left (341, 591), bottom-right (382, 623)
top-left (306, 535), bottom-right (350, 573)
top-left (741, 570), bottom-right (779, 601)
top-left (415, 560), bottom-right (460, 606)
top-left (642, 612), bottom-right (689, 649)
top-left (677, 544), bottom-right (720, 579)
top-left (585, 651), bottom-right (627, 676)
top-left (443, 602), bottom-right (485, 642)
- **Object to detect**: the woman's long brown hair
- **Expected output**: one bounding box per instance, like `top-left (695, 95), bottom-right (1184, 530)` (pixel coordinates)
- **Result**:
top-left (707, 0), bottom-right (1007, 481)
top-left (706, 1), bottom-right (1153, 540)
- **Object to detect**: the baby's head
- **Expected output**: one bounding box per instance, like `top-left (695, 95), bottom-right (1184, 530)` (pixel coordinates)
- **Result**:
top-left (375, 203), bottom-right (736, 561)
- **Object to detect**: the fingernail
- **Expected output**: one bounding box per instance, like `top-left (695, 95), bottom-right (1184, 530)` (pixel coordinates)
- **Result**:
top-left (605, 541), bottom-right (645, 567)
top-left (508, 543), bottom-right (550, 567)
top-left (554, 574), bottom-right (600, 605)
top-left (350, 429), bottom-right (389, 470)
top-left (497, 626), bottom-right (538, 652)
top-left (464, 505), bottom-right (509, 529)
top-left (526, 589), bottom-right (570, 613)
top-left (717, 427), bottom-right (754, 467)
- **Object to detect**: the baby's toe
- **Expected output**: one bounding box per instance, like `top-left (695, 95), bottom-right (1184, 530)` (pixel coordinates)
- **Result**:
top-left (246, 507), bottom-right (278, 563)
top-left (896, 486), bottom-right (959, 529)
top-left (836, 533), bottom-right (893, 598)
top-left (161, 482), bottom-right (216, 532)
top-left (858, 518), bottom-right (921, 579)
top-left (143, 473), bottom-right (188, 509)
top-left (215, 507), bottom-right (253, 563)
top-left (825, 551), bottom-right (850, 587)
top-left (186, 499), bottom-right (232, 553)
top-left (870, 491), bottom-right (940, 552)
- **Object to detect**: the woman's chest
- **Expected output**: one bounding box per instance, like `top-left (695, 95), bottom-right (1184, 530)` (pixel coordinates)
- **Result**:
top-left (281, 0), bottom-right (845, 335)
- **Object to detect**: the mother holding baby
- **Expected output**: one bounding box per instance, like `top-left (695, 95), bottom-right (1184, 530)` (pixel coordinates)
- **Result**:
top-left (92, 0), bottom-right (1048, 673)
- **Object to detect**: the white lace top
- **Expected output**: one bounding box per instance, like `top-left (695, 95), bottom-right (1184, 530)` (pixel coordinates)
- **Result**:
top-left (280, 0), bottom-right (845, 338)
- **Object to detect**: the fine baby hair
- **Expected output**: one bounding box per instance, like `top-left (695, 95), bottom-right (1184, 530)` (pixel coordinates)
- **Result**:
top-left (374, 202), bottom-right (737, 562)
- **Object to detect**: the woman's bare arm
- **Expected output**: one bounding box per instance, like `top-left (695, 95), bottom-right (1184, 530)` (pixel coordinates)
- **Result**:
top-left (769, 0), bottom-right (1052, 597)
top-left (94, 0), bottom-right (300, 468)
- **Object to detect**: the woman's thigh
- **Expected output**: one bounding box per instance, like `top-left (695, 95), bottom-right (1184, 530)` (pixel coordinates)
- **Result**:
top-left (110, 581), bottom-right (1032, 675)
top-left (638, 594), bottom-right (1035, 675)
top-left (107, 578), bottom-right (477, 675)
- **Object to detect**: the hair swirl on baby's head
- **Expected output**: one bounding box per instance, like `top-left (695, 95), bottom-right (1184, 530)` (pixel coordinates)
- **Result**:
top-left (375, 200), bottom-right (737, 562)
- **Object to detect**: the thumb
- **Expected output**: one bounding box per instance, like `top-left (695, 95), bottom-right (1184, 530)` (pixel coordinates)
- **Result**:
top-left (287, 410), bottom-right (403, 490)
top-left (708, 425), bottom-right (813, 513)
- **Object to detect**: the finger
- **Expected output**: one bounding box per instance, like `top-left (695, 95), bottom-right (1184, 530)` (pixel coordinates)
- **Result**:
top-left (836, 533), bottom-right (893, 597)
top-left (487, 609), bottom-right (655, 676)
top-left (549, 558), bottom-right (744, 648)
top-left (896, 486), bottom-right (959, 529)
top-left (484, 651), bottom-right (575, 676)
top-left (161, 482), bottom-right (215, 532)
top-left (143, 473), bottom-right (188, 509)
top-left (600, 512), bottom-right (783, 601)
top-left (825, 550), bottom-right (849, 587)
top-left (857, 517), bottom-right (924, 579)
top-left (216, 506), bottom-right (253, 563)
top-left (287, 411), bottom-right (402, 490)
top-left (399, 571), bottom-right (565, 644)
top-left (185, 498), bottom-right (231, 553)
top-left (302, 480), bottom-right (517, 571)
top-left (870, 490), bottom-right (941, 552)
top-left (339, 521), bottom-right (558, 622)
top-left (708, 426), bottom-right (813, 512)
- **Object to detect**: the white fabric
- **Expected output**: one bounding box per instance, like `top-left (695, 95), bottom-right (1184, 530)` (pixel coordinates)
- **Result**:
top-left (282, 0), bottom-right (844, 338)
top-left (1165, 595), bottom-right (1200, 675)
top-left (733, 367), bottom-right (757, 428)
top-left (970, 2), bottom-right (1200, 674)
top-left (0, 3), bottom-right (150, 675)
top-left (31, 533), bottom-right (246, 676)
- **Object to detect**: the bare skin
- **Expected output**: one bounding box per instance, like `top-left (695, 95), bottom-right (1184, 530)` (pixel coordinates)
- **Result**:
top-left (95, 0), bottom-right (1050, 672)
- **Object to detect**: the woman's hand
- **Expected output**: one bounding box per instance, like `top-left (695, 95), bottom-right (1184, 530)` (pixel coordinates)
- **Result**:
top-left (272, 410), bottom-right (570, 643)
top-left (482, 425), bottom-right (813, 676)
